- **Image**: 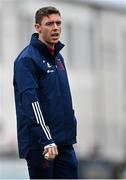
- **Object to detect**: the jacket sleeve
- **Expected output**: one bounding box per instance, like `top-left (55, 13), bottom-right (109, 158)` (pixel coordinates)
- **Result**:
top-left (14, 57), bottom-right (54, 148)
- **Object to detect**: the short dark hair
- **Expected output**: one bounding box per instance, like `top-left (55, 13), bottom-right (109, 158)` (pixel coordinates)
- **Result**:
top-left (35, 6), bottom-right (61, 24)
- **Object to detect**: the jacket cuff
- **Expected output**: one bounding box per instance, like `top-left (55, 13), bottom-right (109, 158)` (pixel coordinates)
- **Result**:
top-left (39, 139), bottom-right (54, 149)
top-left (44, 143), bottom-right (56, 149)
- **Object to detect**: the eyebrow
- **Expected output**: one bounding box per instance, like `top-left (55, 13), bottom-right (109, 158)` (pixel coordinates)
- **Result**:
top-left (45, 20), bottom-right (62, 25)
top-left (45, 20), bottom-right (61, 23)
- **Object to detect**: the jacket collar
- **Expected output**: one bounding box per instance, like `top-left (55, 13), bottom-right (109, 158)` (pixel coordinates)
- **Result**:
top-left (30, 33), bottom-right (64, 59)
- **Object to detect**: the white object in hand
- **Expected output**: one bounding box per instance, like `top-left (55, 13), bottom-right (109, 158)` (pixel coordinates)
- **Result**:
top-left (44, 152), bottom-right (49, 160)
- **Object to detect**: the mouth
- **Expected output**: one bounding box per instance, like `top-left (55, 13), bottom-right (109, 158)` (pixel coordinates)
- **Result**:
top-left (51, 33), bottom-right (59, 38)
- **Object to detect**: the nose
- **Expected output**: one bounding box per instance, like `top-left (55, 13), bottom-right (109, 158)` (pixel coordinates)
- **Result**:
top-left (53, 23), bottom-right (59, 30)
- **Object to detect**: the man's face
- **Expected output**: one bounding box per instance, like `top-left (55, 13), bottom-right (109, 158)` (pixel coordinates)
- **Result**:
top-left (35, 14), bottom-right (61, 48)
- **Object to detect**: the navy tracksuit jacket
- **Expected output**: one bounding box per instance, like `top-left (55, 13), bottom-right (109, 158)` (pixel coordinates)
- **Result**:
top-left (13, 33), bottom-right (77, 159)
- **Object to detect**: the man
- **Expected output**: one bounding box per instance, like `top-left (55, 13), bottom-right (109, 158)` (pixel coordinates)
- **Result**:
top-left (13, 6), bottom-right (78, 179)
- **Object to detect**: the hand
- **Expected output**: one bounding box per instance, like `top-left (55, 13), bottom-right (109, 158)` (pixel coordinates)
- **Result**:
top-left (43, 145), bottom-right (58, 160)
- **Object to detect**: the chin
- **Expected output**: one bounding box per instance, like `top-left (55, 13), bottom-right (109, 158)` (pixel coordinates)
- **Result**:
top-left (52, 38), bottom-right (59, 43)
top-left (53, 40), bottom-right (59, 44)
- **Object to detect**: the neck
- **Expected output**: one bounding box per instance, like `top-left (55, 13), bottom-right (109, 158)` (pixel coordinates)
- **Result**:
top-left (38, 36), bottom-right (55, 49)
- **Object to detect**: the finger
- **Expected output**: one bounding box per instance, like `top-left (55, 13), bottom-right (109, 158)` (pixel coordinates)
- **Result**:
top-left (51, 146), bottom-right (58, 156)
top-left (51, 147), bottom-right (56, 158)
top-left (55, 149), bottom-right (58, 156)
top-left (49, 147), bottom-right (57, 160)
top-left (48, 147), bottom-right (54, 159)
top-left (50, 147), bottom-right (56, 159)
top-left (54, 147), bottom-right (58, 156)
top-left (46, 147), bottom-right (58, 160)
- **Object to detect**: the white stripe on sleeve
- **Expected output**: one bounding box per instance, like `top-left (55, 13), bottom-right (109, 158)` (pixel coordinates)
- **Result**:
top-left (32, 102), bottom-right (39, 124)
top-left (36, 101), bottom-right (52, 139)
top-left (32, 101), bottom-right (52, 140)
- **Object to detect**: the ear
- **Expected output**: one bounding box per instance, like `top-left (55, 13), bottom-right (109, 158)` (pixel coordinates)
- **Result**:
top-left (34, 24), bottom-right (41, 33)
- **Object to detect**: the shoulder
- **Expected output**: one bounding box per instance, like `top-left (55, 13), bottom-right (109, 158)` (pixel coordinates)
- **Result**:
top-left (14, 55), bottom-right (35, 76)
top-left (14, 44), bottom-right (46, 75)
top-left (14, 44), bottom-right (39, 67)
top-left (14, 46), bottom-right (30, 64)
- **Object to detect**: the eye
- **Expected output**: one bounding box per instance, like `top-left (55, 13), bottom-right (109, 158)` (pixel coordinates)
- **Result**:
top-left (46, 22), bottom-right (54, 26)
top-left (56, 21), bottom-right (61, 26)
top-left (45, 21), bottom-right (61, 27)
